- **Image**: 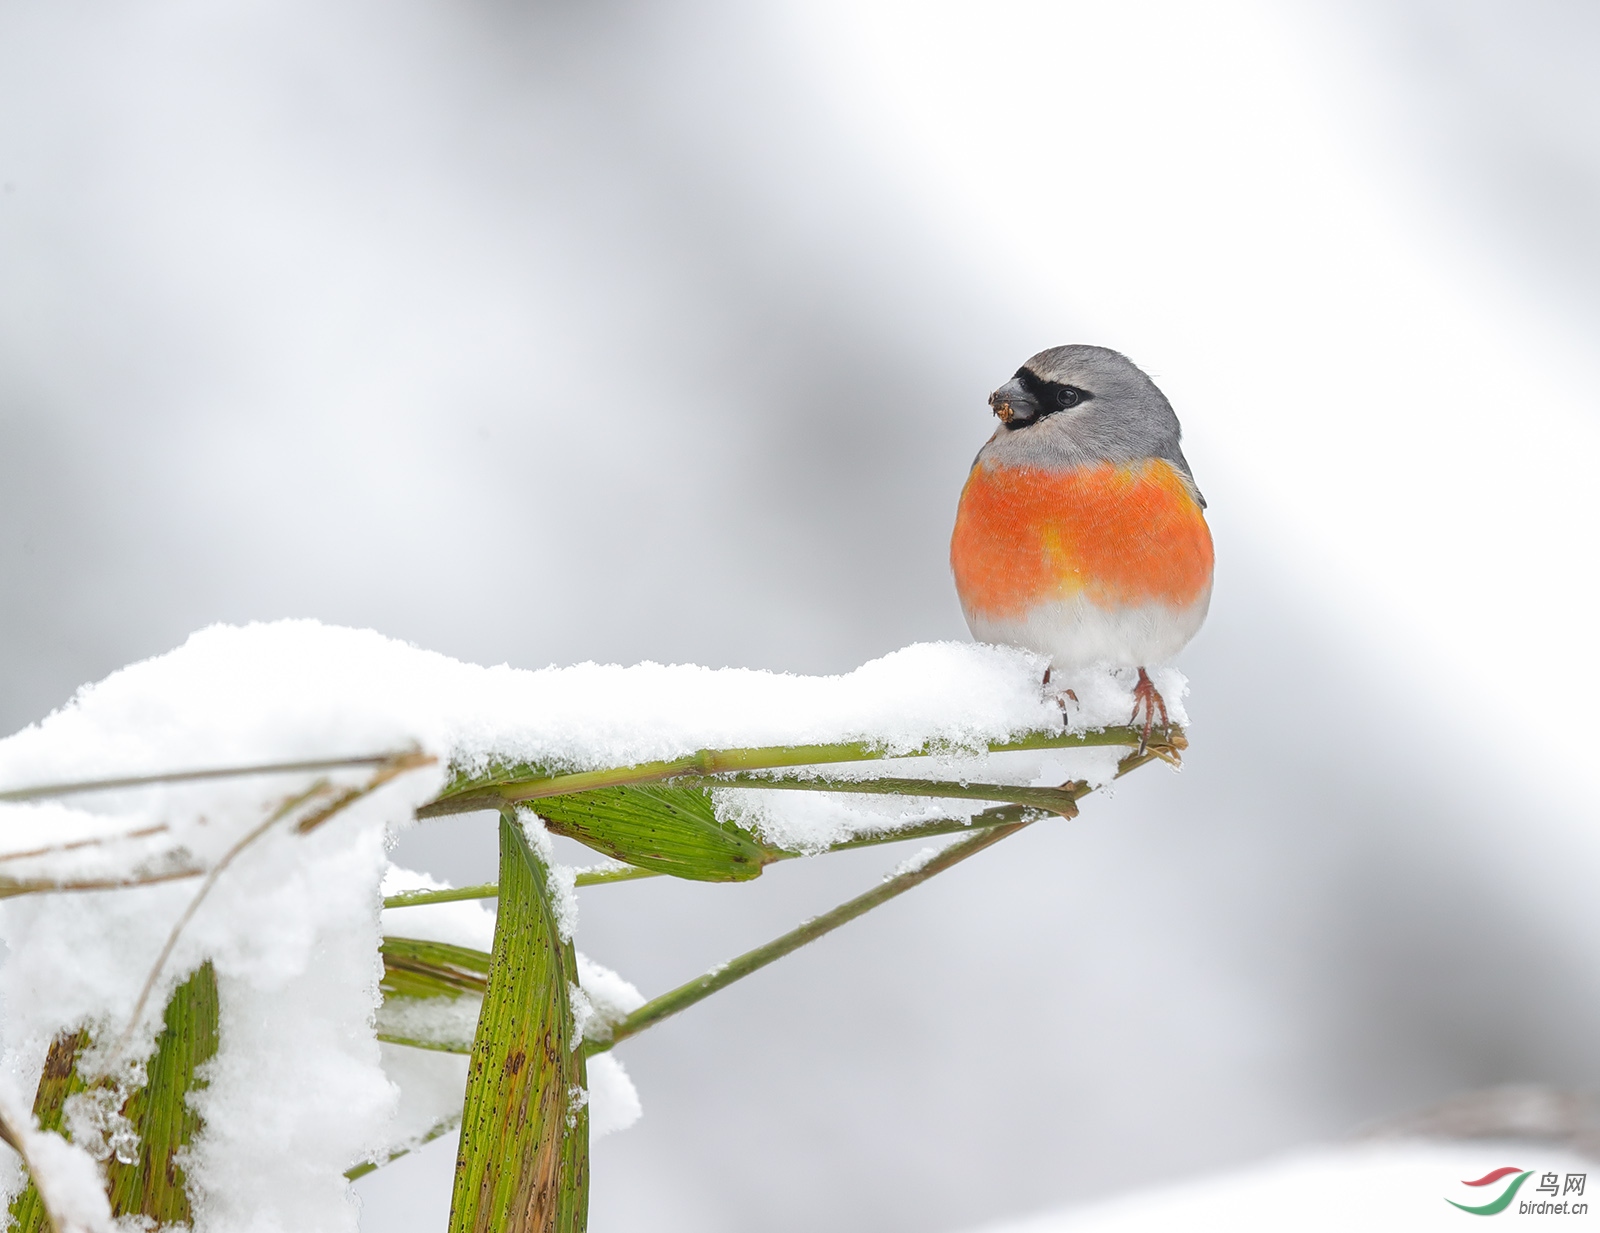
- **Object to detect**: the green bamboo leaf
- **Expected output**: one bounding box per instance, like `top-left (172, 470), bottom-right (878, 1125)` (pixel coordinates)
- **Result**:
top-left (9, 1029), bottom-right (90, 1233)
top-left (449, 812), bottom-right (587, 1233)
top-left (377, 938), bottom-right (487, 1054)
top-left (381, 937), bottom-right (490, 999)
top-left (9, 963), bottom-right (219, 1232)
top-left (106, 963), bottom-right (218, 1223)
top-left (531, 785), bottom-right (772, 883)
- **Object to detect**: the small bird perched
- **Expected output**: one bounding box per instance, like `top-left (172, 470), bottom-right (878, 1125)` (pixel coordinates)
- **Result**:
top-left (949, 345), bottom-right (1213, 739)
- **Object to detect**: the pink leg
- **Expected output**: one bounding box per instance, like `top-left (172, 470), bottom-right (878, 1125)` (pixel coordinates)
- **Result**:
top-left (1128, 667), bottom-right (1169, 751)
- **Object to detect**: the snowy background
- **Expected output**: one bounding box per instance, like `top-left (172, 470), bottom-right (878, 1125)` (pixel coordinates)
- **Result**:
top-left (0, 2), bottom-right (1598, 1231)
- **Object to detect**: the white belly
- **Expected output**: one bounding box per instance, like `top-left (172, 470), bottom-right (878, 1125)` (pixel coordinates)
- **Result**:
top-left (964, 585), bottom-right (1211, 670)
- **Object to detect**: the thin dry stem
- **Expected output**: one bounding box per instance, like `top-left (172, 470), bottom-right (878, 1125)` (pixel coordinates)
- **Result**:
top-left (0, 753), bottom-right (411, 803)
top-left (112, 752), bottom-right (432, 1063)
top-left (0, 867), bottom-right (205, 901)
top-left (0, 825), bottom-right (170, 865)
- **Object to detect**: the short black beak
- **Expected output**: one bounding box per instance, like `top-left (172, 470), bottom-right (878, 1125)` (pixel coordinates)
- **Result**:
top-left (988, 377), bottom-right (1039, 428)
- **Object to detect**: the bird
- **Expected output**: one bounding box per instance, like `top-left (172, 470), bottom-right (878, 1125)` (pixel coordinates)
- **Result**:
top-left (949, 345), bottom-right (1213, 744)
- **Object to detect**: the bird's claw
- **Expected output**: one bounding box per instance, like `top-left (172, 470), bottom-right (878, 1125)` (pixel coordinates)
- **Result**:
top-left (1128, 667), bottom-right (1169, 754)
top-left (1043, 666), bottom-right (1080, 728)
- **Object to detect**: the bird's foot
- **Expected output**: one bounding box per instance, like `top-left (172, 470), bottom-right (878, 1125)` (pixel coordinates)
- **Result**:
top-left (1128, 667), bottom-right (1169, 754)
top-left (1042, 666), bottom-right (1079, 728)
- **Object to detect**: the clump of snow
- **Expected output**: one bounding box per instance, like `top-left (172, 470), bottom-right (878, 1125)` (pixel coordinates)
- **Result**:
top-left (584, 1055), bottom-right (642, 1139)
top-left (371, 1044), bottom-right (468, 1162)
top-left (713, 786), bottom-right (988, 856)
top-left (570, 955), bottom-right (646, 1045)
top-left (374, 998), bottom-right (481, 1053)
top-left (61, 1085), bottom-right (139, 1167)
top-left (0, 620), bottom-right (1186, 1232)
top-left (0, 621), bottom-right (1181, 792)
top-left (513, 811), bottom-right (579, 943)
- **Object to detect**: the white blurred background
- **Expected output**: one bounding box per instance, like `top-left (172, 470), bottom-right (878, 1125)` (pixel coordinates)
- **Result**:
top-left (1, 2), bottom-right (1598, 1231)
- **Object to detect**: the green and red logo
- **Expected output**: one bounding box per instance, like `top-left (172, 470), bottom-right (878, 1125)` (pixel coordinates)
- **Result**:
top-left (1447, 1168), bottom-right (1532, 1216)
top-left (1447, 1166), bottom-right (1588, 1216)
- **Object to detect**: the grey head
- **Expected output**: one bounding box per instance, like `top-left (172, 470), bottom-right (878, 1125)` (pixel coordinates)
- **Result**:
top-left (981, 344), bottom-right (1204, 505)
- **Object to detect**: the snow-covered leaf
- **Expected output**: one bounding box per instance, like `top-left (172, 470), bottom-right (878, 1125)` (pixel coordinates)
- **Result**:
top-left (10, 963), bottom-right (218, 1232)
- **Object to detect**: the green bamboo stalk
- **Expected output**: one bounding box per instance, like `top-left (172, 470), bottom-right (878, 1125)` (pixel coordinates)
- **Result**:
top-left (448, 813), bottom-right (587, 1233)
top-left (586, 817), bottom-right (1035, 1056)
top-left (419, 726), bottom-right (1182, 817)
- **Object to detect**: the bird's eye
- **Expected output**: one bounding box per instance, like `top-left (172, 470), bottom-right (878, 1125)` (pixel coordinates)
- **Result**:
top-left (1056, 387), bottom-right (1082, 408)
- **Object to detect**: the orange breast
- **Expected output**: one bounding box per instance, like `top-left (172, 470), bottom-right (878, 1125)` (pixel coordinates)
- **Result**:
top-left (950, 457), bottom-right (1214, 617)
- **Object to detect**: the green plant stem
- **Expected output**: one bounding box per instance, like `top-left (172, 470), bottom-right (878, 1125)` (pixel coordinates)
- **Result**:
top-left (418, 726), bottom-right (1181, 818)
top-left (346, 1114), bottom-right (463, 1181)
top-left (376, 1033), bottom-right (472, 1054)
top-left (374, 810), bottom-right (1051, 1059)
top-left (572, 863), bottom-right (664, 887)
top-left (384, 883), bottom-right (501, 908)
top-left (382, 864), bottom-right (661, 910)
top-left (818, 805), bottom-right (1036, 851)
top-left (379, 805), bottom-right (1050, 924)
top-left (672, 774), bottom-right (1084, 815)
top-left (585, 817), bottom-right (1036, 1056)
